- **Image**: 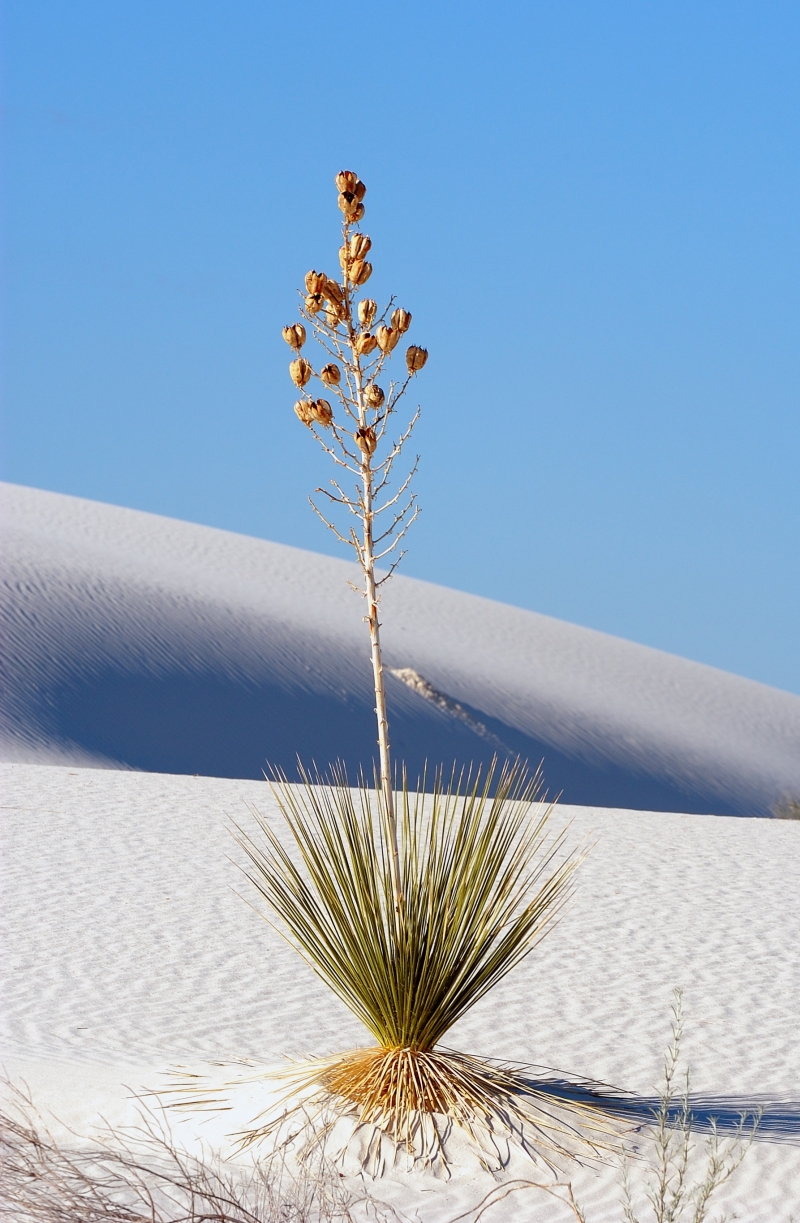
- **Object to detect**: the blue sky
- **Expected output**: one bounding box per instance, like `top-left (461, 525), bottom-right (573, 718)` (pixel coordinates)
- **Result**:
top-left (2, 1), bottom-right (799, 694)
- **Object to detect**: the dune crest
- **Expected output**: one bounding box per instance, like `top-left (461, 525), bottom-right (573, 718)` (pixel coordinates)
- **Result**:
top-left (2, 480), bottom-right (799, 814)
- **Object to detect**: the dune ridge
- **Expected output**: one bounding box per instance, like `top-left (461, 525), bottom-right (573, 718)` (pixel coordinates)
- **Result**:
top-left (2, 480), bottom-right (800, 814)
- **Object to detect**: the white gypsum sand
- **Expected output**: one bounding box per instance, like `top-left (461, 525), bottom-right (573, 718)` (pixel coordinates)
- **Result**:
top-left (1, 762), bottom-right (799, 1220)
top-left (3, 480), bottom-right (800, 816)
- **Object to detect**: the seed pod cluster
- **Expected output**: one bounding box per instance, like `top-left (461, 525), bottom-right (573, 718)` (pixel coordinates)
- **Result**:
top-left (320, 363), bottom-right (341, 386)
top-left (282, 323), bottom-right (306, 350)
top-left (336, 169), bottom-right (367, 223)
top-left (406, 345), bottom-right (428, 374)
top-left (290, 357), bottom-right (312, 387)
top-left (292, 175), bottom-right (429, 478)
top-left (294, 397), bottom-right (333, 428)
top-left (339, 236), bottom-right (373, 286)
top-left (304, 270), bottom-right (345, 318)
top-left (355, 426), bottom-right (377, 457)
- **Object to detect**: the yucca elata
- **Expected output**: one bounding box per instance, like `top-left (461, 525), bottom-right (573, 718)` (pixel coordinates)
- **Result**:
top-left (217, 760), bottom-right (605, 1173)
top-left (203, 174), bottom-right (603, 1172)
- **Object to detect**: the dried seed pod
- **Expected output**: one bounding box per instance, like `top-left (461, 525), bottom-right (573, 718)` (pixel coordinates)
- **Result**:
top-left (349, 233), bottom-right (371, 260)
top-left (305, 270), bottom-right (326, 295)
top-left (353, 178), bottom-right (366, 201)
top-left (294, 399), bottom-right (314, 425)
top-left (352, 202), bottom-right (366, 223)
top-left (289, 357), bottom-right (312, 387)
top-left (324, 279), bottom-right (343, 305)
top-left (282, 323), bottom-right (306, 349)
top-left (375, 324), bottom-right (400, 353)
top-left (358, 299), bottom-right (377, 327)
top-left (375, 324), bottom-right (390, 352)
top-left (304, 293), bottom-right (324, 314)
top-left (355, 426), bottom-right (377, 457)
top-left (311, 398), bottom-right (333, 428)
top-left (391, 308), bottom-right (412, 334)
top-left (406, 345), bottom-right (428, 373)
top-left (335, 170), bottom-right (358, 193)
top-left (364, 383), bottom-right (384, 408)
top-left (320, 363), bottom-right (341, 386)
top-left (338, 245), bottom-right (349, 271)
top-left (355, 331), bottom-right (378, 355)
top-left (338, 191), bottom-right (359, 218)
top-left (325, 302), bottom-right (344, 329)
top-left (349, 260), bottom-right (372, 286)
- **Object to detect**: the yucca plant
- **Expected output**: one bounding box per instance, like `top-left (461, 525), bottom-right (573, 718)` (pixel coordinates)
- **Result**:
top-left (228, 758), bottom-right (602, 1173)
top-left (184, 171), bottom-right (607, 1174)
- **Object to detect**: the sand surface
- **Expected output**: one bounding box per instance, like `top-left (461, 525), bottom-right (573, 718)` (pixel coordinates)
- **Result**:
top-left (2, 761), bottom-right (799, 1219)
top-left (4, 481), bottom-right (800, 815)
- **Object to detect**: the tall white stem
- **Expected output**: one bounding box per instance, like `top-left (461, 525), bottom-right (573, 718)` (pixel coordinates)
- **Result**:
top-left (347, 292), bottom-right (403, 915)
top-left (360, 456), bottom-right (402, 904)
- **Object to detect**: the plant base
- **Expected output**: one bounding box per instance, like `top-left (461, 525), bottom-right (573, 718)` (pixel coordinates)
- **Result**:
top-left (166, 1046), bottom-right (626, 1178)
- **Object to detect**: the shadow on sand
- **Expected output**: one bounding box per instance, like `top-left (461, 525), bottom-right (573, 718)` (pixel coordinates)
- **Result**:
top-left (530, 1076), bottom-right (800, 1143)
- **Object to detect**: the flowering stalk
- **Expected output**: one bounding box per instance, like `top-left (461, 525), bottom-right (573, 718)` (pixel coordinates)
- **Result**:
top-left (283, 170), bottom-right (428, 914)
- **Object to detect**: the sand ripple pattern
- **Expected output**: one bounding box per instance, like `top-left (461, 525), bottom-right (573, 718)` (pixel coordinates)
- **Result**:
top-left (1, 764), bottom-right (799, 1218)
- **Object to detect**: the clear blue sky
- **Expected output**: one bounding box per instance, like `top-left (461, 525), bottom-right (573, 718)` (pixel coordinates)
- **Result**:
top-left (2, 1), bottom-right (799, 695)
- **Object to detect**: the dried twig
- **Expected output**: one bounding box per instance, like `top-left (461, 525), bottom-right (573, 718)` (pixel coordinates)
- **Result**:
top-left (0, 1077), bottom-right (376, 1223)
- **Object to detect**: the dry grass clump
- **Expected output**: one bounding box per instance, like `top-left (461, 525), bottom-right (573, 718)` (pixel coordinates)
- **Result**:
top-left (772, 793), bottom-right (800, 820)
top-left (574, 992), bottom-right (760, 1223)
top-left (0, 1080), bottom-right (362, 1223)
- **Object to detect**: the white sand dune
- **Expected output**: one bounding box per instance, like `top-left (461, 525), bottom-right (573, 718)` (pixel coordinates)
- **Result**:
top-left (2, 762), bottom-right (799, 1219)
top-left (2, 481), bottom-right (800, 815)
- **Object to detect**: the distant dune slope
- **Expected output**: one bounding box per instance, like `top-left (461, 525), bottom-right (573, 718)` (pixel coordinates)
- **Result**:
top-left (2, 481), bottom-right (798, 814)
